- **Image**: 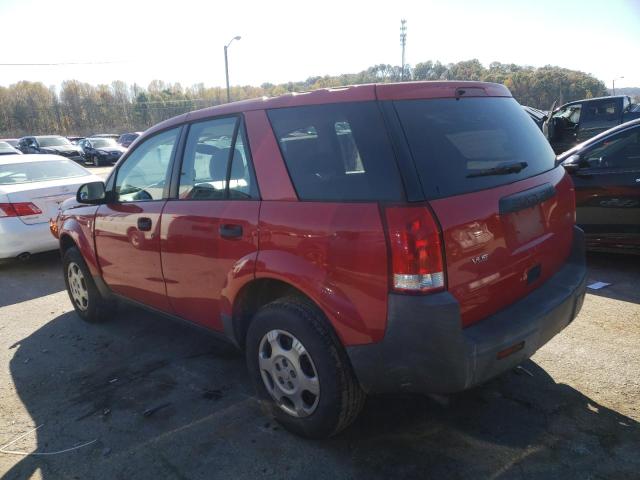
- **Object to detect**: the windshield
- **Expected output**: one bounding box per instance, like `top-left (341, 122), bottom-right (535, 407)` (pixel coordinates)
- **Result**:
top-left (92, 138), bottom-right (117, 148)
top-left (0, 160), bottom-right (89, 185)
top-left (0, 142), bottom-right (12, 149)
top-left (394, 97), bottom-right (557, 198)
top-left (37, 136), bottom-right (71, 147)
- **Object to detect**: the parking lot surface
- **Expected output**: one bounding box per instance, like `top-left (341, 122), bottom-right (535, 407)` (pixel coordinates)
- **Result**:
top-left (0, 247), bottom-right (638, 479)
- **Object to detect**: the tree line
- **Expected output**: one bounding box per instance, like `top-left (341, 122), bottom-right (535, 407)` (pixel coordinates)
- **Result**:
top-left (0, 59), bottom-right (609, 138)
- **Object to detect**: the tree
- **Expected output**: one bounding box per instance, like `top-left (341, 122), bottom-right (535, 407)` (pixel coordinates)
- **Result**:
top-left (0, 60), bottom-right (610, 137)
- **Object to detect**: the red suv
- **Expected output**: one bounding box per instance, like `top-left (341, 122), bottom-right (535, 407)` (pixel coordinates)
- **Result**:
top-left (53, 81), bottom-right (587, 438)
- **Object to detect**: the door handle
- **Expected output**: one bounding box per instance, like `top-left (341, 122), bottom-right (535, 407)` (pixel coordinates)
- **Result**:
top-left (137, 217), bottom-right (152, 231)
top-left (219, 223), bottom-right (243, 239)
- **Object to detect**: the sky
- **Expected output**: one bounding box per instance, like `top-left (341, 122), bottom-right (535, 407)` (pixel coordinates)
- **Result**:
top-left (0, 0), bottom-right (638, 91)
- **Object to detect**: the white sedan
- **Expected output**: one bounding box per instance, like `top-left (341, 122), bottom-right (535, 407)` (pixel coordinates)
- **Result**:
top-left (0, 154), bottom-right (103, 261)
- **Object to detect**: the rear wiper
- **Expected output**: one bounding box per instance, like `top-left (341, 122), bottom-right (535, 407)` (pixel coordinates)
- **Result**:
top-left (466, 162), bottom-right (528, 178)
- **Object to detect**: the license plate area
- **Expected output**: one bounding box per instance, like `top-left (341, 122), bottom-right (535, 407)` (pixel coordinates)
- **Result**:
top-left (504, 205), bottom-right (545, 247)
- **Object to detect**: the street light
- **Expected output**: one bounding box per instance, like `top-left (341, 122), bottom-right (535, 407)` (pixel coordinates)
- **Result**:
top-left (612, 76), bottom-right (624, 96)
top-left (224, 35), bottom-right (241, 103)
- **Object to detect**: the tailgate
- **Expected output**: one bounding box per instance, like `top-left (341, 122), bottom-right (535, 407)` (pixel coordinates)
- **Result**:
top-left (392, 95), bottom-right (576, 327)
top-left (430, 167), bottom-right (575, 327)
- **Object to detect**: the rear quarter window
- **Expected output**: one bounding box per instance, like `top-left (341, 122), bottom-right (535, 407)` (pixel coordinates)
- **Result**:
top-left (394, 97), bottom-right (557, 198)
top-left (267, 102), bottom-right (404, 201)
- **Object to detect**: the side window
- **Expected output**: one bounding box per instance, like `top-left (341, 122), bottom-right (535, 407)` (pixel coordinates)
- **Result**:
top-left (114, 127), bottom-right (179, 202)
top-left (553, 105), bottom-right (581, 126)
top-left (228, 123), bottom-right (259, 199)
top-left (582, 128), bottom-right (640, 169)
top-left (179, 117), bottom-right (258, 200)
top-left (582, 101), bottom-right (619, 125)
top-left (267, 102), bottom-right (404, 201)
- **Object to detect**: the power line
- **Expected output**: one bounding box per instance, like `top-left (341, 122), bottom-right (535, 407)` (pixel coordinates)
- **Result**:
top-left (0, 61), bottom-right (123, 66)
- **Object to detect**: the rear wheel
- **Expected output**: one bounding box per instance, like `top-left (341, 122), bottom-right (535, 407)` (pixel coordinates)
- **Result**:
top-left (246, 297), bottom-right (365, 438)
top-left (63, 247), bottom-right (114, 322)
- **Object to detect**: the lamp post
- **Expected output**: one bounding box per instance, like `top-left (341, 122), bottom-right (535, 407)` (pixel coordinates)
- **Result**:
top-left (224, 35), bottom-right (241, 103)
top-left (612, 76), bottom-right (624, 96)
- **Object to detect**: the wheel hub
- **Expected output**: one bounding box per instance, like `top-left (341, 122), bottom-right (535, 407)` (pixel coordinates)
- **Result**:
top-left (67, 262), bottom-right (89, 311)
top-left (258, 329), bottom-right (320, 418)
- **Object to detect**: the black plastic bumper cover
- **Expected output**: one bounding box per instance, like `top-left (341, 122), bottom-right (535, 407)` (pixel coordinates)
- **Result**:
top-left (347, 226), bottom-right (587, 395)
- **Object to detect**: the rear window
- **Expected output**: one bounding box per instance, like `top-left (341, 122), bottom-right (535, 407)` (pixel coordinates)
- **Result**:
top-left (0, 160), bottom-right (89, 185)
top-left (267, 102), bottom-right (404, 201)
top-left (394, 97), bottom-right (556, 198)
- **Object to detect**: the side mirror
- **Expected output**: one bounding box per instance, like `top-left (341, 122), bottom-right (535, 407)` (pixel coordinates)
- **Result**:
top-left (77, 181), bottom-right (107, 204)
top-left (561, 154), bottom-right (581, 173)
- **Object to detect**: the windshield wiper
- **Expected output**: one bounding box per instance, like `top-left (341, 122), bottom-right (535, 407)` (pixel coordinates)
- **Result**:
top-left (467, 161), bottom-right (528, 178)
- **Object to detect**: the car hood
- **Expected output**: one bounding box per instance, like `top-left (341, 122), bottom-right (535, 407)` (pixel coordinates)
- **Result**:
top-left (96, 146), bottom-right (126, 153)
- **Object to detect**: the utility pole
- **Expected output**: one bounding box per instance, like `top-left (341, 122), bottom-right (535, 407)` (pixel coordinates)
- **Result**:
top-left (224, 36), bottom-right (241, 103)
top-left (612, 76), bottom-right (624, 96)
top-left (400, 19), bottom-right (407, 81)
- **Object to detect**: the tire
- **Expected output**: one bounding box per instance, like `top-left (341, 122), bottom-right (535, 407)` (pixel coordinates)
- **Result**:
top-left (93, 155), bottom-right (101, 167)
top-left (62, 246), bottom-right (115, 323)
top-left (246, 296), bottom-right (365, 438)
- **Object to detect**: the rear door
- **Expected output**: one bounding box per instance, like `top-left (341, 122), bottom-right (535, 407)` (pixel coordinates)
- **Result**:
top-left (577, 99), bottom-right (621, 143)
top-left (94, 127), bottom-right (181, 312)
top-left (160, 116), bottom-right (260, 331)
top-left (570, 125), bottom-right (640, 244)
top-left (393, 96), bottom-right (575, 327)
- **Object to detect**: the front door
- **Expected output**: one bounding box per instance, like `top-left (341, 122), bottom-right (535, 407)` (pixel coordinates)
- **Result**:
top-left (550, 103), bottom-right (582, 153)
top-left (161, 116), bottom-right (260, 331)
top-left (95, 127), bottom-right (181, 312)
top-left (571, 125), bottom-right (640, 246)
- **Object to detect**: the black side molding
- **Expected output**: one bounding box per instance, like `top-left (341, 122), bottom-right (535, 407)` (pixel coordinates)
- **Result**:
top-left (499, 183), bottom-right (556, 214)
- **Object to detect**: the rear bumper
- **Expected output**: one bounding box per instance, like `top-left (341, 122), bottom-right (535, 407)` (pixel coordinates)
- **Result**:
top-left (0, 218), bottom-right (59, 259)
top-left (347, 226), bottom-right (587, 395)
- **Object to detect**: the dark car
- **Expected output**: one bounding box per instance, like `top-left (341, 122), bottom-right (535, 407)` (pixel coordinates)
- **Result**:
top-left (545, 95), bottom-right (640, 154)
top-left (117, 131), bottom-right (142, 148)
top-left (17, 135), bottom-right (84, 162)
top-left (522, 105), bottom-right (548, 129)
top-left (0, 141), bottom-right (22, 156)
top-left (54, 81), bottom-right (586, 438)
top-left (558, 118), bottom-right (640, 254)
top-left (78, 137), bottom-right (126, 166)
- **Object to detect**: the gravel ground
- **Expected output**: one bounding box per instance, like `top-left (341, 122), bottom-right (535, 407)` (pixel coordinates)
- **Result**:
top-left (0, 251), bottom-right (638, 480)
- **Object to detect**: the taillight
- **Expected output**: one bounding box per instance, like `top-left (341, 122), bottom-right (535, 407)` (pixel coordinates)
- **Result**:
top-left (0, 202), bottom-right (43, 217)
top-left (385, 206), bottom-right (445, 294)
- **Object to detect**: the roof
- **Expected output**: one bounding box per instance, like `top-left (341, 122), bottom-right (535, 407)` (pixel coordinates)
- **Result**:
top-left (0, 153), bottom-right (75, 165)
top-left (561, 95), bottom-right (629, 108)
top-left (146, 81), bottom-right (512, 136)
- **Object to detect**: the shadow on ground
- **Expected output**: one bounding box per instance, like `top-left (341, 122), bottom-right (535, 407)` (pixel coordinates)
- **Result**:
top-left (3, 303), bottom-right (639, 479)
top-left (0, 252), bottom-right (64, 308)
top-left (585, 252), bottom-right (640, 305)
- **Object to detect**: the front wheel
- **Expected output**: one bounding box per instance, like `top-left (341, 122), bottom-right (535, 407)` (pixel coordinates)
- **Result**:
top-left (92, 155), bottom-right (101, 167)
top-left (246, 297), bottom-right (365, 438)
top-left (63, 246), bottom-right (114, 322)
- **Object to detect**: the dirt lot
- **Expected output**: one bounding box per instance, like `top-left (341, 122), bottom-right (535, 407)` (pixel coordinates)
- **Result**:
top-left (0, 250), bottom-right (638, 480)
